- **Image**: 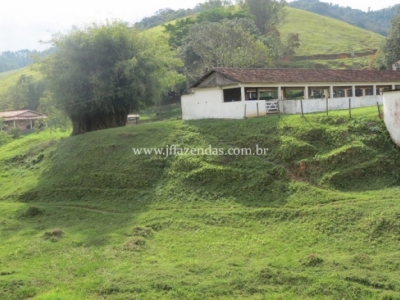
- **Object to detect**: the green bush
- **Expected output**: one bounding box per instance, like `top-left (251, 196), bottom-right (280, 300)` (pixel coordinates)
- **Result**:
top-left (10, 127), bottom-right (20, 139)
top-left (0, 131), bottom-right (12, 146)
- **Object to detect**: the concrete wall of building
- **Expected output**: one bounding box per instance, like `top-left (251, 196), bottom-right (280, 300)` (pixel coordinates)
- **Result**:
top-left (182, 88), bottom-right (266, 120)
top-left (182, 88), bottom-right (241, 120)
top-left (245, 101), bottom-right (267, 118)
top-left (182, 87), bottom-right (384, 120)
top-left (383, 91), bottom-right (400, 146)
top-left (279, 95), bottom-right (383, 114)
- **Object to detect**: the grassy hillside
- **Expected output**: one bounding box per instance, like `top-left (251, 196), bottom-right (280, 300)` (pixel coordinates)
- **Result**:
top-left (2, 107), bottom-right (400, 299)
top-left (0, 67), bottom-right (41, 96)
top-left (288, 0), bottom-right (398, 37)
top-left (281, 55), bottom-right (374, 70)
top-left (150, 7), bottom-right (384, 59)
top-left (279, 7), bottom-right (384, 57)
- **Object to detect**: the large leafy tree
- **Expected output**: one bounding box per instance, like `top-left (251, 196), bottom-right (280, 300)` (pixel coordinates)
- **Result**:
top-left (384, 7), bottom-right (400, 68)
top-left (163, 18), bottom-right (196, 49)
top-left (182, 19), bottom-right (272, 79)
top-left (237, 0), bottom-right (301, 60)
top-left (40, 22), bottom-right (183, 135)
top-left (163, 7), bottom-right (249, 50)
top-left (239, 0), bottom-right (285, 36)
top-left (0, 75), bottom-right (45, 111)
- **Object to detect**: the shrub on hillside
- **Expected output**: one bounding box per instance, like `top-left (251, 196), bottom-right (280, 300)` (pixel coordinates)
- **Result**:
top-left (10, 127), bottom-right (20, 139)
top-left (23, 206), bottom-right (42, 218)
top-left (43, 228), bottom-right (64, 242)
top-left (301, 253), bottom-right (324, 267)
top-left (0, 131), bottom-right (12, 146)
top-left (124, 237), bottom-right (146, 251)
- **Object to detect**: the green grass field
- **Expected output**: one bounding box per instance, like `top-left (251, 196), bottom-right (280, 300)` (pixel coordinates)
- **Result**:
top-left (1, 106), bottom-right (400, 299)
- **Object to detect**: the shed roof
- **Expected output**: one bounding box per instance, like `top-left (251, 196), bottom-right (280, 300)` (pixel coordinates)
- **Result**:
top-left (192, 68), bottom-right (400, 88)
top-left (0, 110), bottom-right (47, 121)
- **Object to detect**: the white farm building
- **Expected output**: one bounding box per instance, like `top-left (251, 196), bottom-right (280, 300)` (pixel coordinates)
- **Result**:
top-left (181, 68), bottom-right (400, 120)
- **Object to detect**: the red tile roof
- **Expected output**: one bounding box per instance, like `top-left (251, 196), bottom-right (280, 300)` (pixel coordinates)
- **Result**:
top-left (206, 68), bottom-right (400, 84)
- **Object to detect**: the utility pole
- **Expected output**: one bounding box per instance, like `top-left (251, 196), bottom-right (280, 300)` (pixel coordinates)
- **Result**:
top-left (184, 66), bottom-right (190, 93)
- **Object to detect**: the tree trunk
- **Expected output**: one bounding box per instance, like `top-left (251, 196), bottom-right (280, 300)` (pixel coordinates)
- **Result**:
top-left (70, 111), bottom-right (128, 135)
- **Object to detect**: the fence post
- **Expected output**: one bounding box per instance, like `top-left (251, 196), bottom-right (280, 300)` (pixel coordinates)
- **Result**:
top-left (349, 98), bottom-right (352, 118)
top-left (277, 100), bottom-right (281, 119)
top-left (244, 103), bottom-right (247, 119)
top-left (257, 102), bottom-right (259, 117)
top-left (326, 98), bottom-right (328, 116)
top-left (300, 98), bottom-right (304, 117)
top-left (377, 102), bottom-right (382, 119)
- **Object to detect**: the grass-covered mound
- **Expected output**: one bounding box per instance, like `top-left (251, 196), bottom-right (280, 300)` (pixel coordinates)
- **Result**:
top-left (1, 107), bottom-right (400, 299)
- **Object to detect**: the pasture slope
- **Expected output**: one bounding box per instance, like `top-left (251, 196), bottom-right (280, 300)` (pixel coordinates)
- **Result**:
top-left (279, 7), bottom-right (383, 57)
top-left (1, 107), bottom-right (400, 299)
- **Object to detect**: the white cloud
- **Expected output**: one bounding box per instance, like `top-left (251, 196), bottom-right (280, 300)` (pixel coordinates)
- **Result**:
top-left (0, 0), bottom-right (207, 51)
top-left (0, 0), bottom-right (398, 52)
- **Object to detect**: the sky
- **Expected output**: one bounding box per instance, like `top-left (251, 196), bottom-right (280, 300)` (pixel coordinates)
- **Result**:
top-left (1, 0), bottom-right (399, 53)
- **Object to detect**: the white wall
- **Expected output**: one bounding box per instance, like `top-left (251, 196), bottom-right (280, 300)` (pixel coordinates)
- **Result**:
top-left (245, 100), bottom-right (266, 118)
top-left (181, 88), bottom-right (266, 120)
top-left (182, 89), bottom-right (383, 120)
top-left (279, 95), bottom-right (383, 114)
top-left (383, 91), bottom-right (400, 146)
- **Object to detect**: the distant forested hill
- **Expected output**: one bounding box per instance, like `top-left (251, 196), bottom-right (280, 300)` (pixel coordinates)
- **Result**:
top-left (134, 8), bottom-right (199, 29)
top-left (137, 1), bottom-right (398, 36)
top-left (0, 48), bottom-right (54, 73)
top-left (288, 0), bottom-right (398, 36)
top-left (134, 1), bottom-right (234, 29)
